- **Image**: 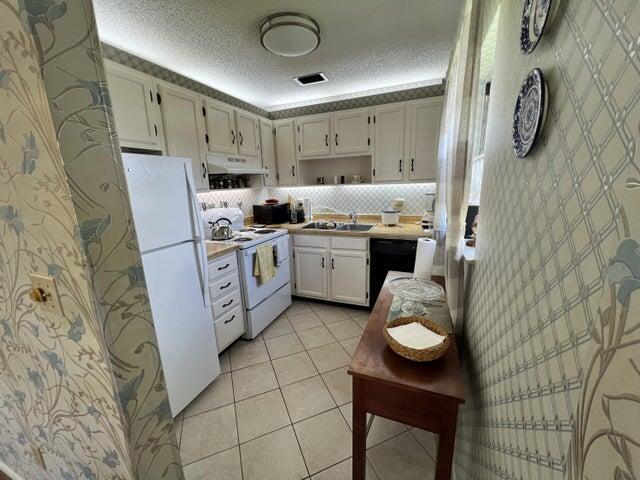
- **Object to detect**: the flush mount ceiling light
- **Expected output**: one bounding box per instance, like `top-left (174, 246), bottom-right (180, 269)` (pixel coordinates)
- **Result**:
top-left (260, 12), bottom-right (320, 57)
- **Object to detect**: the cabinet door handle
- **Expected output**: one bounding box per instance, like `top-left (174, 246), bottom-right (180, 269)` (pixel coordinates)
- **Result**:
top-left (220, 281), bottom-right (232, 290)
top-left (202, 162), bottom-right (207, 178)
top-left (224, 315), bottom-right (236, 324)
top-left (322, 257), bottom-right (325, 268)
top-left (222, 299), bottom-right (234, 308)
top-left (231, 130), bottom-right (236, 144)
top-left (411, 158), bottom-right (414, 172)
top-left (218, 263), bottom-right (230, 271)
top-left (291, 165), bottom-right (295, 177)
top-left (325, 134), bottom-right (328, 146)
top-left (154, 124), bottom-right (158, 136)
top-left (331, 258), bottom-right (335, 269)
top-left (335, 133), bottom-right (338, 146)
top-left (399, 159), bottom-right (402, 173)
top-left (238, 131), bottom-right (244, 146)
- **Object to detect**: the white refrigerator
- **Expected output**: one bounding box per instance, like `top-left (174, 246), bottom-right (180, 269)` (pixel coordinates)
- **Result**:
top-left (122, 153), bottom-right (220, 417)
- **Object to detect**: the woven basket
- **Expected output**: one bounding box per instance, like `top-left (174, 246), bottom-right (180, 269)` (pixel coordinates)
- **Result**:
top-left (383, 316), bottom-right (451, 362)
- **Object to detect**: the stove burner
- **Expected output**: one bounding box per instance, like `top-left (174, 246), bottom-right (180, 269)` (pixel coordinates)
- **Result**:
top-left (239, 228), bottom-right (256, 232)
top-left (233, 237), bottom-right (253, 242)
top-left (255, 229), bottom-right (277, 234)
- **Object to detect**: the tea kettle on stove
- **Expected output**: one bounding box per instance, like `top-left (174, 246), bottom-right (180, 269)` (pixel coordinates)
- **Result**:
top-left (209, 218), bottom-right (234, 240)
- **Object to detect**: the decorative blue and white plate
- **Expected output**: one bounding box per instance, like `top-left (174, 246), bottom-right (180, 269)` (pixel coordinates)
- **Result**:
top-left (520, 0), bottom-right (553, 54)
top-left (513, 68), bottom-right (548, 158)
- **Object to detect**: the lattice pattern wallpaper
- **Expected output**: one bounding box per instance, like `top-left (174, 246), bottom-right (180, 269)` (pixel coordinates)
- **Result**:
top-left (454, 0), bottom-right (639, 479)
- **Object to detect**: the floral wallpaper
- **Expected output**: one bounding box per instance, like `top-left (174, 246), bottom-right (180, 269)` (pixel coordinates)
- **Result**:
top-left (454, 0), bottom-right (640, 479)
top-left (1, 0), bottom-right (183, 479)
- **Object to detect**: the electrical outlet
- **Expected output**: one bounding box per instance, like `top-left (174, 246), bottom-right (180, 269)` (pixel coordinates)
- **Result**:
top-left (29, 273), bottom-right (64, 316)
top-left (32, 445), bottom-right (46, 471)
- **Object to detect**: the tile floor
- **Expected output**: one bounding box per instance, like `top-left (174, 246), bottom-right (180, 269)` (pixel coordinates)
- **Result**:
top-left (175, 299), bottom-right (439, 480)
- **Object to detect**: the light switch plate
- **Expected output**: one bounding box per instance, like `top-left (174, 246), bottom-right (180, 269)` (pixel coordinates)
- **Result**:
top-left (30, 273), bottom-right (64, 316)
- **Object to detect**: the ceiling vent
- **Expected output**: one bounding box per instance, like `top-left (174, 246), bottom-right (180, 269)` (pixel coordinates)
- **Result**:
top-left (295, 72), bottom-right (328, 86)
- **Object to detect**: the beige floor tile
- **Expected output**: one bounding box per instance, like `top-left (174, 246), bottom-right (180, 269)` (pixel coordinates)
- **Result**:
top-left (286, 300), bottom-right (313, 316)
top-left (321, 367), bottom-right (352, 405)
top-left (262, 314), bottom-right (294, 339)
top-left (311, 458), bottom-right (379, 480)
top-left (183, 446), bottom-right (242, 480)
top-left (240, 426), bottom-right (308, 480)
top-left (340, 337), bottom-right (361, 357)
top-left (294, 408), bottom-right (352, 475)
top-left (229, 340), bottom-right (269, 370)
top-left (308, 343), bottom-right (351, 373)
top-left (410, 427), bottom-right (438, 461)
top-left (314, 307), bottom-right (350, 325)
top-left (325, 319), bottom-right (363, 341)
top-left (297, 325), bottom-right (337, 350)
top-left (343, 307), bottom-right (370, 319)
top-left (219, 350), bottom-right (231, 373)
top-left (231, 361), bottom-right (278, 401)
top-left (281, 376), bottom-right (336, 422)
top-left (352, 315), bottom-right (369, 330)
top-left (180, 404), bottom-right (237, 465)
top-left (288, 311), bottom-right (324, 331)
top-left (235, 389), bottom-right (291, 443)
top-left (184, 373), bottom-right (233, 418)
top-left (367, 431), bottom-right (435, 480)
top-left (265, 332), bottom-right (304, 359)
top-left (272, 351), bottom-right (318, 386)
top-left (338, 403), bottom-right (406, 448)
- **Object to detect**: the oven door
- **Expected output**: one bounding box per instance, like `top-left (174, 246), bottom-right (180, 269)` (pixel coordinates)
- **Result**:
top-left (239, 236), bottom-right (291, 310)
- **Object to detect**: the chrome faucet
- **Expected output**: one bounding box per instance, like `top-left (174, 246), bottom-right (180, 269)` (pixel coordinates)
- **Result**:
top-left (348, 210), bottom-right (358, 224)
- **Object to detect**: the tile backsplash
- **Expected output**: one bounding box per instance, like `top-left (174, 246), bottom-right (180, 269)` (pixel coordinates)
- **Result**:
top-left (197, 183), bottom-right (436, 218)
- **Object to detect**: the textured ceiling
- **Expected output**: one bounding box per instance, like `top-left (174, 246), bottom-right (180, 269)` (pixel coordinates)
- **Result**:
top-left (93, 0), bottom-right (463, 111)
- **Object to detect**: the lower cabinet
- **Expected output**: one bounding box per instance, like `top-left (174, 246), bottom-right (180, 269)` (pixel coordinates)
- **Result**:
top-left (293, 235), bottom-right (369, 306)
top-left (208, 252), bottom-right (245, 352)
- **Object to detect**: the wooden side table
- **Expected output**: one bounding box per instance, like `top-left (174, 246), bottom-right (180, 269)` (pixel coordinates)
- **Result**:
top-left (348, 272), bottom-right (465, 480)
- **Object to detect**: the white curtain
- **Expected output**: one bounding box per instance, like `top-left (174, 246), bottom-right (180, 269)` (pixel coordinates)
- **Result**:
top-left (435, 0), bottom-right (479, 331)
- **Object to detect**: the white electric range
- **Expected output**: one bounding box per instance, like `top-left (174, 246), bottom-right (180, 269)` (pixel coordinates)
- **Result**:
top-left (209, 226), bottom-right (292, 339)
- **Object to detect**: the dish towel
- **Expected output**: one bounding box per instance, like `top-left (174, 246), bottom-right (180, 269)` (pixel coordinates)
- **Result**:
top-left (254, 243), bottom-right (276, 284)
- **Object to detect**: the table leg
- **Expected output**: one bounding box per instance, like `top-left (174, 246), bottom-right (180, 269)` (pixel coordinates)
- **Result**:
top-left (434, 418), bottom-right (457, 480)
top-left (352, 379), bottom-right (367, 480)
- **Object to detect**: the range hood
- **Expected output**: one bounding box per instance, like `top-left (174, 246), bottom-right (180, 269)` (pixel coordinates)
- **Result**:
top-left (206, 154), bottom-right (269, 175)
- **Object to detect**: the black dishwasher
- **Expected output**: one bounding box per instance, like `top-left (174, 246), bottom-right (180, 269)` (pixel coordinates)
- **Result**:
top-left (369, 238), bottom-right (418, 306)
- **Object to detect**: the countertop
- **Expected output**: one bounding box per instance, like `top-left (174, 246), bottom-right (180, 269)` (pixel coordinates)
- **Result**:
top-left (206, 242), bottom-right (238, 260)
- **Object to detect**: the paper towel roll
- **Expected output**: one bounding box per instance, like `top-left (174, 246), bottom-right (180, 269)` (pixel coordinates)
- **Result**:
top-left (413, 237), bottom-right (436, 280)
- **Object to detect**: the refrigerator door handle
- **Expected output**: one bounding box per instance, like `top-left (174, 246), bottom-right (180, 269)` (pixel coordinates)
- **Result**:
top-left (184, 163), bottom-right (209, 307)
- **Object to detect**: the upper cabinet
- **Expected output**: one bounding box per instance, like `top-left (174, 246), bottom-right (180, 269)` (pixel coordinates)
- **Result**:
top-left (203, 99), bottom-right (237, 155)
top-left (332, 108), bottom-right (372, 156)
top-left (408, 98), bottom-right (442, 181)
top-left (296, 115), bottom-right (331, 158)
top-left (235, 111), bottom-right (261, 158)
top-left (259, 119), bottom-right (278, 186)
top-left (373, 103), bottom-right (406, 183)
top-left (105, 61), bottom-right (164, 152)
top-left (157, 82), bottom-right (209, 191)
top-left (274, 120), bottom-right (298, 185)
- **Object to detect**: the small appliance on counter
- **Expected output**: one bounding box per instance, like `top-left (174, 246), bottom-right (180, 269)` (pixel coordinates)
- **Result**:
top-left (202, 207), bottom-right (244, 240)
top-left (381, 208), bottom-right (401, 226)
top-left (253, 202), bottom-right (290, 225)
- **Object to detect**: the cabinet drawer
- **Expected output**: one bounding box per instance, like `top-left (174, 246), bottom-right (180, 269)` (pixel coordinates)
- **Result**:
top-left (293, 234), bottom-right (329, 248)
top-left (212, 289), bottom-right (242, 318)
top-left (331, 236), bottom-right (368, 251)
top-left (208, 253), bottom-right (237, 279)
top-left (214, 306), bottom-right (245, 352)
top-left (209, 272), bottom-right (240, 301)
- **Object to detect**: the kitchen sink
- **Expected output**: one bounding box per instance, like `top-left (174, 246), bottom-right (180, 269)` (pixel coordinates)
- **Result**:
top-left (335, 224), bottom-right (374, 231)
top-left (301, 221), bottom-right (337, 230)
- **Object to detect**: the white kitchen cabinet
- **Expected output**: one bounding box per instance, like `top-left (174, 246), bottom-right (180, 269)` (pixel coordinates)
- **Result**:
top-left (208, 252), bottom-right (245, 353)
top-left (296, 115), bottom-right (331, 158)
top-left (157, 82), bottom-right (209, 191)
top-left (293, 246), bottom-right (328, 299)
top-left (105, 60), bottom-right (164, 152)
top-left (373, 103), bottom-right (406, 182)
top-left (259, 119), bottom-right (278, 186)
top-left (235, 111), bottom-right (261, 158)
top-left (408, 98), bottom-right (442, 181)
top-left (330, 249), bottom-right (368, 305)
top-left (274, 120), bottom-right (298, 185)
top-left (203, 98), bottom-right (237, 155)
top-left (332, 108), bottom-right (372, 156)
